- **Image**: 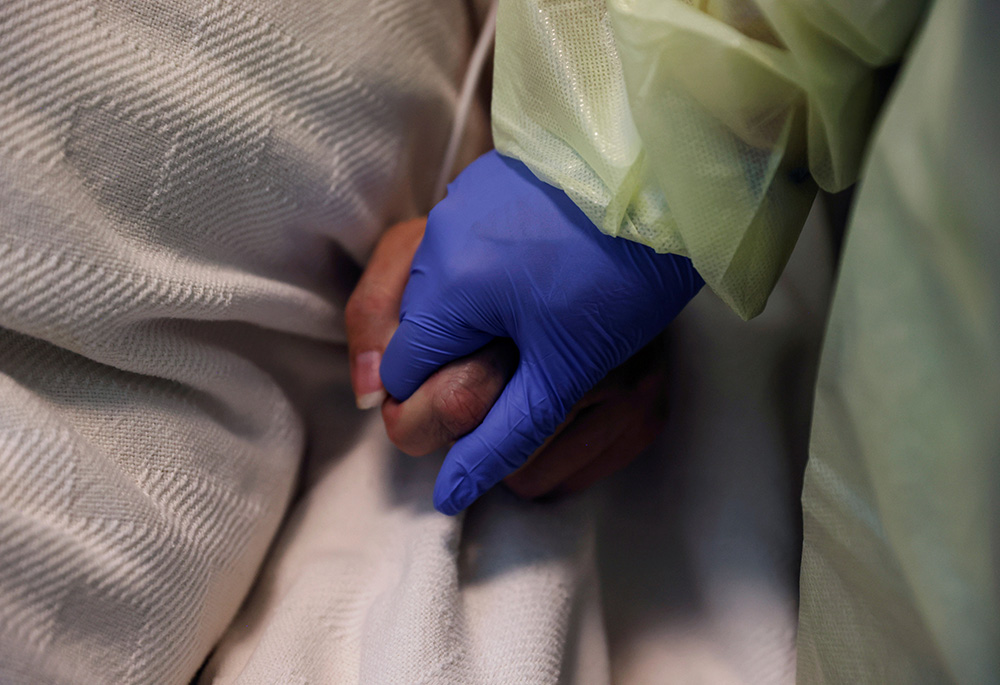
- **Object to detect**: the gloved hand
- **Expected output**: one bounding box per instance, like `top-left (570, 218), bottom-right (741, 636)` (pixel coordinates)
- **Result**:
top-left (380, 151), bottom-right (703, 515)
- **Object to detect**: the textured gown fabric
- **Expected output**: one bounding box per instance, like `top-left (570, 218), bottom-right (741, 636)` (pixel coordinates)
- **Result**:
top-left (797, 1), bottom-right (1000, 681)
top-left (0, 0), bottom-right (486, 682)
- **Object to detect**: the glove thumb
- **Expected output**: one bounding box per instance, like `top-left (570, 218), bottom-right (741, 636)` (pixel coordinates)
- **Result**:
top-left (381, 316), bottom-right (493, 401)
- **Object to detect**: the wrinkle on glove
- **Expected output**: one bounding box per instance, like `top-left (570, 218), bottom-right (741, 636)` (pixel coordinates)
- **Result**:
top-left (380, 151), bottom-right (702, 515)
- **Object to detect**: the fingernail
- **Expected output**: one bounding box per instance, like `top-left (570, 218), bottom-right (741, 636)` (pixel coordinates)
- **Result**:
top-left (356, 389), bottom-right (386, 410)
top-left (355, 351), bottom-right (386, 410)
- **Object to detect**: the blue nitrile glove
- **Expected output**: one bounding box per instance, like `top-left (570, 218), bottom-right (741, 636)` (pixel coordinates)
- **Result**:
top-left (381, 151), bottom-right (703, 515)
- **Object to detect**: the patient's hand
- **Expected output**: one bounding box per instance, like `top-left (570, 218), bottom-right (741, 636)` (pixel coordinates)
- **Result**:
top-left (346, 218), bottom-right (517, 453)
top-left (346, 218), bottom-right (671, 500)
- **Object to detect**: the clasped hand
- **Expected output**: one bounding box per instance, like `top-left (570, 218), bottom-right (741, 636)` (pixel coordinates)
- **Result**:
top-left (346, 152), bottom-right (702, 514)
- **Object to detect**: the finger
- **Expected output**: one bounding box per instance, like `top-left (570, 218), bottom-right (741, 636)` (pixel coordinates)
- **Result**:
top-left (509, 366), bottom-right (620, 472)
top-left (497, 354), bottom-right (637, 489)
top-left (381, 339), bottom-right (517, 456)
top-left (432, 362), bottom-right (575, 515)
top-left (502, 401), bottom-right (626, 500)
top-left (556, 413), bottom-right (665, 495)
top-left (554, 358), bottom-right (670, 495)
top-left (508, 397), bottom-right (590, 473)
top-left (345, 218), bottom-right (425, 409)
top-left (380, 315), bottom-right (493, 402)
top-left (506, 336), bottom-right (671, 499)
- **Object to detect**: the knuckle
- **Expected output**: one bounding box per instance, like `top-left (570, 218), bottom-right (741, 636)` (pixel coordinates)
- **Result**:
top-left (460, 355), bottom-right (505, 390)
top-left (344, 294), bottom-right (363, 329)
top-left (383, 415), bottom-right (427, 457)
top-left (380, 401), bottom-right (422, 456)
top-left (344, 294), bottom-right (370, 332)
top-left (432, 370), bottom-right (497, 439)
top-left (345, 287), bottom-right (395, 329)
top-left (382, 415), bottom-right (404, 447)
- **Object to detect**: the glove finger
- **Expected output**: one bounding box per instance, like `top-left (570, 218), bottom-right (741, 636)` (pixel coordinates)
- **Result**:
top-left (432, 363), bottom-right (572, 515)
top-left (380, 316), bottom-right (493, 401)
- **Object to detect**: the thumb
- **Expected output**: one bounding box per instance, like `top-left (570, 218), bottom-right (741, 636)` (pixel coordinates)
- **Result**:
top-left (345, 218), bottom-right (425, 409)
top-left (432, 361), bottom-right (574, 515)
top-left (380, 315), bottom-right (493, 401)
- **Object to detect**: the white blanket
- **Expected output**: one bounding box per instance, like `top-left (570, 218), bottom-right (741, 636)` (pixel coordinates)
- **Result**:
top-left (199, 204), bottom-right (831, 684)
top-left (0, 0), bottom-right (484, 682)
